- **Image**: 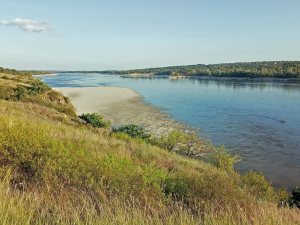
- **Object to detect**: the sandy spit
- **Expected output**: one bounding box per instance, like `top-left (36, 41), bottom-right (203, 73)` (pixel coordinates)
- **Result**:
top-left (54, 86), bottom-right (185, 137)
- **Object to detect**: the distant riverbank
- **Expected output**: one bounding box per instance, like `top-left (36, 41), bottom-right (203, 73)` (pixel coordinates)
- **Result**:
top-left (54, 86), bottom-right (185, 137)
top-left (34, 74), bottom-right (58, 76)
top-left (119, 74), bottom-right (300, 83)
top-left (187, 76), bottom-right (300, 83)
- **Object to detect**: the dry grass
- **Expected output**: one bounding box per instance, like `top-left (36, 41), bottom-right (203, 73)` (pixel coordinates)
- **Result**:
top-left (0, 72), bottom-right (32, 88)
top-left (0, 99), bottom-right (299, 224)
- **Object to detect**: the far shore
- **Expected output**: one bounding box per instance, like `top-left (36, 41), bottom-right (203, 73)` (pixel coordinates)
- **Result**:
top-left (186, 76), bottom-right (300, 82)
top-left (120, 74), bottom-right (300, 82)
top-left (118, 73), bottom-right (154, 76)
top-left (34, 74), bottom-right (58, 76)
top-left (54, 86), bottom-right (186, 137)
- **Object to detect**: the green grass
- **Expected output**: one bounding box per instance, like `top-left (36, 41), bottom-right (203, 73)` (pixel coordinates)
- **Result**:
top-left (0, 99), bottom-right (299, 224)
top-left (0, 67), bottom-right (299, 224)
top-left (0, 72), bottom-right (77, 118)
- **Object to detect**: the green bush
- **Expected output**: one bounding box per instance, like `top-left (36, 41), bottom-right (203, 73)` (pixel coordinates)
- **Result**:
top-left (11, 77), bottom-right (22, 83)
top-left (0, 85), bottom-right (14, 100)
top-left (2, 75), bottom-right (9, 80)
top-left (241, 170), bottom-right (288, 202)
top-left (207, 145), bottom-right (240, 172)
top-left (157, 129), bottom-right (185, 152)
top-left (47, 90), bottom-right (60, 101)
top-left (29, 79), bottom-right (51, 95)
top-left (286, 186), bottom-right (300, 208)
top-left (64, 96), bottom-right (70, 104)
top-left (79, 113), bottom-right (110, 128)
top-left (15, 86), bottom-right (27, 100)
top-left (111, 124), bottom-right (150, 139)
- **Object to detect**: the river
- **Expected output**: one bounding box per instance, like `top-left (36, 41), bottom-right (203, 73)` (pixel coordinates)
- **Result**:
top-left (38, 73), bottom-right (300, 192)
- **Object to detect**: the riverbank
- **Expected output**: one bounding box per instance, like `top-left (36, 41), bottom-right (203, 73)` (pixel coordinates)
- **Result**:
top-left (115, 73), bottom-right (300, 83)
top-left (54, 86), bottom-right (185, 137)
top-left (186, 76), bottom-right (300, 83)
top-left (34, 73), bottom-right (58, 76)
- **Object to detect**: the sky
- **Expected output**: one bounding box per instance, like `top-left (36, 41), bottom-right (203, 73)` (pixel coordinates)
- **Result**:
top-left (0, 0), bottom-right (299, 70)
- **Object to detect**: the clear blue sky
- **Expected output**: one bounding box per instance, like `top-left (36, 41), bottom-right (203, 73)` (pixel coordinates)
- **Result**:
top-left (0, 0), bottom-right (299, 70)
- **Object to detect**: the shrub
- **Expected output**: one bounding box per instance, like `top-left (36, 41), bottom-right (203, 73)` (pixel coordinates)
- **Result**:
top-left (241, 170), bottom-right (288, 202)
top-left (79, 113), bottom-right (110, 128)
top-left (47, 90), bottom-right (60, 101)
top-left (207, 145), bottom-right (240, 172)
top-left (2, 75), bottom-right (9, 80)
top-left (29, 79), bottom-right (51, 95)
top-left (286, 186), bottom-right (300, 208)
top-left (11, 77), bottom-right (22, 83)
top-left (15, 86), bottom-right (27, 100)
top-left (157, 129), bottom-right (185, 152)
top-left (179, 132), bottom-right (206, 157)
top-left (0, 85), bottom-right (14, 100)
top-left (111, 124), bottom-right (150, 139)
top-left (64, 96), bottom-right (70, 104)
top-left (110, 132), bottom-right (132, 142)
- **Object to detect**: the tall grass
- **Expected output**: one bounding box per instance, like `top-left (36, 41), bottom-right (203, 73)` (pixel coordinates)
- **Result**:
top-left (0, 100), bottom-right (299, 224)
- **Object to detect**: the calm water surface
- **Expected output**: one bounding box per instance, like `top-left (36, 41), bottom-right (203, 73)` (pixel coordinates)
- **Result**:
top-left (39, 73), bottom-right (300, 191)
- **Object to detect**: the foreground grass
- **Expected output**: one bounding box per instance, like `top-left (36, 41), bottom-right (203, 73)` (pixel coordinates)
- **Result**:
top-left (0, 99), bottom-right (299, 224)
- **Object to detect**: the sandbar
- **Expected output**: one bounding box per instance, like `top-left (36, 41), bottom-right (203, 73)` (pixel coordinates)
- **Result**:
top-left (54, 86), bottom-right (184, 136)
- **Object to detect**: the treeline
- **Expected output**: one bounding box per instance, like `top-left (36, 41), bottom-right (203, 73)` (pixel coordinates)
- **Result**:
top-left (116, 61), bottom-right (300, 78)
top-left (0, 67), bottom-right (53, 76)
top-left (62, 61), bottom-right (300, 78)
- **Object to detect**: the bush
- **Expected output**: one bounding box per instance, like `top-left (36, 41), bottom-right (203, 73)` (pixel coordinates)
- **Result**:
top-left (29, 79), bottom-right (51, 95)
top-left (286, 186), bottom-right (300, 208)
top-left (47, 90), bottom-right (60, 101)
top-left (111, 124), bottom-right (150, 139)
top-left (0, 85), bottom-right (14, 100)
top-left (15, 86), bottom-right (27, 100)
top-left (179, 132), bottom-right (206, 157)
top-left (157, 129), bottom-right (185, 152)
top-left (241, 170), bottom-right (288, 202)
top-left (11, 77), bottom-right (22, 83)
top-left (2, 75), bottom-right (9, 80)
top-left (64, 96), bottom-right (70, 104)
top-left (79, 113), bottom-right (110, 128)
top-left (207, 145), bottom-right (240, 172)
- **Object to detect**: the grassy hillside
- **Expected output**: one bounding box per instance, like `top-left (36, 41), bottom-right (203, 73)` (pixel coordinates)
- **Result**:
top-left (0, 68), bottom-right (299, 224)
top-left (0, 71), bottom-right (76, 118)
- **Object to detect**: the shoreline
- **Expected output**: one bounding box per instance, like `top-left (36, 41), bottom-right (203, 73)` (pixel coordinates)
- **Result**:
top-left (34, 74), bottom-right (58, 76)
top-left (54, 86), bottom-right (186, 137)
top-left (120, 74), bottom-right (300, 83)
top-left (186, 76), bottom-right (300, 82)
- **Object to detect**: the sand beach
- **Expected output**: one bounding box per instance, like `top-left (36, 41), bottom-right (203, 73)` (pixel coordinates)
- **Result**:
top-left (54, 86), bottom-right (184, 136)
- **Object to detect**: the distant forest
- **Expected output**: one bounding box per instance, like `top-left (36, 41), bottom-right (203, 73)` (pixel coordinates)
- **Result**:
top-left (62, 61), bottom-right (300, 78)
top-left (0, 67), bottom-right (52, 76)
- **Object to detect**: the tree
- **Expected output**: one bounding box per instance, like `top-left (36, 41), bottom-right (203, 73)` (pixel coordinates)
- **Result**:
top-left (180, 132), bottom-right (205, 157)
top-left (158, 130), bottom-right (185, 152)
top-left (207, 145), bottom-right (240, 172)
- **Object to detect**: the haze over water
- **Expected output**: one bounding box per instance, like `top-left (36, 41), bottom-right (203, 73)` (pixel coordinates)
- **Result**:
top-left (40, 73), bottom-right (300, 192)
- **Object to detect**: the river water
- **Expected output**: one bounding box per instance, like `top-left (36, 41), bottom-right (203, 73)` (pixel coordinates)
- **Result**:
top-left (39, 73), bottom-right (300, 192)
